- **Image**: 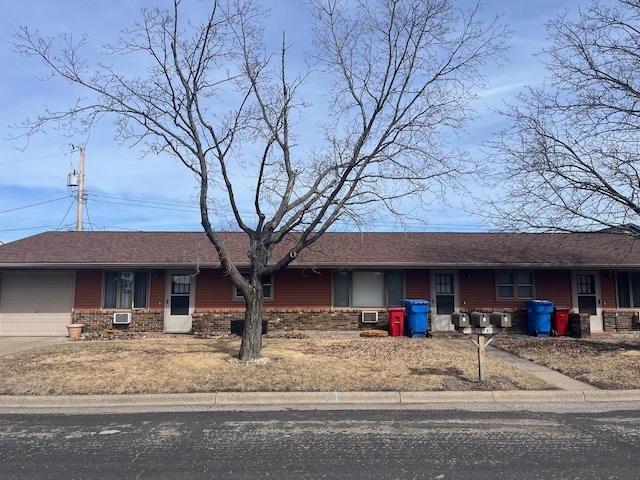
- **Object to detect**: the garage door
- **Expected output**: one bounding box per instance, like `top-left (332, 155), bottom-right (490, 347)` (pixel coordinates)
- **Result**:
top-left (0, 271), bottom-right (76, 336)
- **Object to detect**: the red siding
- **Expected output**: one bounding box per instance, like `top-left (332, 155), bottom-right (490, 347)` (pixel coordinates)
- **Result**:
top-left (405, 269), bottom-right (430, 299)
top-left (75, 266), bottom-right (605, 316)
top-left (195, 269), bottom-right (238, 310)
top-left (148, 271), bottom-right (165, 312)
top-left (74, 269), bottom-right (102, 309)
top-left (76, 269), bottom-right (165, 312)
top-left (195, 268), bottom-right (332, 310)
top-left (459, 270), bottom-right (496, 309)
top-left (534, 270), bottom-right (572, 307)
top-left (270, 269), bottom-right (331, 308)
top-left (600, 271), bottom-right (617, 309)
top-left (459, 269), bottom-right (574, 311)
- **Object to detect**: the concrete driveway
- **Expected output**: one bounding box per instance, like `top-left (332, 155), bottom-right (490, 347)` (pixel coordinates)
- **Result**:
top-left (0, 337), bottom-right (67, 357)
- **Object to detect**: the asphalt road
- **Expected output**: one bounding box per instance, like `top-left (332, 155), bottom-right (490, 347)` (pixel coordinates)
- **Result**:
top-left (1, 409), bottom-right (638, 479)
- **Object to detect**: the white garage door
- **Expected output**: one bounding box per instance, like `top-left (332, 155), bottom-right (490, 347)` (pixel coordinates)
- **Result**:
top-left (0, 271), bottom-right (76, 336)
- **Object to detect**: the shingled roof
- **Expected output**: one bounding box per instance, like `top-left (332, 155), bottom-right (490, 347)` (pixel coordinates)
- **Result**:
top-left (1, 231), bottom-right (640, 268)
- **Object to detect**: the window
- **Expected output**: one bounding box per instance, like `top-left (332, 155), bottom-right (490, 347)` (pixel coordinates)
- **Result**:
top-left (435, 273), bottom-right (455, 315)
top-left (234, 273), bottom-right (273, 300)
top-left (352, 272), bottom-right (385, 307)
top-left (332, 270), bottom-right (404, 307)
top-left (103, 271), bottom-right (149, 309)
top-left (616, 272), bottom-right (640, 308)
top-left (170, 274), bottom-right (191, 315)
top-left (496, 271), bottom-right (534, 300)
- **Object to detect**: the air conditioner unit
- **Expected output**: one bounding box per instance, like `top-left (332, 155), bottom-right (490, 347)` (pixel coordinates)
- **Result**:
top-left (113, 312), bottom-right (131, 325)
top-left (361, 311), bottom-right (379, 323)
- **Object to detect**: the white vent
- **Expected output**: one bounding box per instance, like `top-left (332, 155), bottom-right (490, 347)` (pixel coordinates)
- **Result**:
top-left (113, 312), bottom-right (131, 325)
top-left (361, 311), bottom-right (379, 323)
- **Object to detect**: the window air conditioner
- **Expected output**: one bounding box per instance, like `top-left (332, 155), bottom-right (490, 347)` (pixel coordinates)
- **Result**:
top-left (113, 312), bottom-right (132, 325)
top-left (361, 311), bottom-right (379, 323)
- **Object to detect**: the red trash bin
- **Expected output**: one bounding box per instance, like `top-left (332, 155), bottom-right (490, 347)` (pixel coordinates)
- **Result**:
top-left (552, 307), bottom-right (570, 336)
top-left (388, 307), bottom-right (406, 336)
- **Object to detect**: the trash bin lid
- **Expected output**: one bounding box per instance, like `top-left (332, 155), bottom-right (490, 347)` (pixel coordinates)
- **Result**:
top-left (404, 299), bottom-right (429, 305)
top-left (387, 307), bottom-right (406, 312)
top-left (525, 299), bottom-right (554, 306)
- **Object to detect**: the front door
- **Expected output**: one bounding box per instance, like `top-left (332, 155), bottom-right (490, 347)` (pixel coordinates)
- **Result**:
top-left (430, 272), bottom-right (458, 332)
top-left (164, 272), bottom-right (195, 333)
top-left (572, 271), bottom-right (603, 332)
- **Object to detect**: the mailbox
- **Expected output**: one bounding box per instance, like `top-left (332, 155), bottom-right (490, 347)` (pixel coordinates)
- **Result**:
top-left (490, 312), bottom-right (511, 328)
top-left (451, 312), bottom-right (469, 329)
top-left (470, 311), bottom-right (489, 328)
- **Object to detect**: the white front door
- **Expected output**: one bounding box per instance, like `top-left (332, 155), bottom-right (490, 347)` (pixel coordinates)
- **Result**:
top-left (572, 271), bottom-right (603, 332)
top-left (430, 271), bottom-right (458, 332)
top-left (164, 272), bottom-right (195, 333)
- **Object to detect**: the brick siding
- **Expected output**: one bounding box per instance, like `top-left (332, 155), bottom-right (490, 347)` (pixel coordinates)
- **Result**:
top-left (73, 308), bottom-right (639, 336)
top-left (72, 310), bottom-right (164, 332)
top-left (603, 310), bottom-right (640, 333)
top-left (73, 308), bottom-right (385, 334)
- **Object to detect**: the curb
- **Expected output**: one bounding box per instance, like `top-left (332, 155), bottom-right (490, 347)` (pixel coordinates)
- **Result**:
top-left (1, 390), bottom-right (639, 413)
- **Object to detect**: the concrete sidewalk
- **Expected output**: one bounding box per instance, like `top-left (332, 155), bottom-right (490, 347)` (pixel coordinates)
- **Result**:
top-left (486, 345), bottom-right (599, 391)
top-left (0, 336), bottom-right (67, 356)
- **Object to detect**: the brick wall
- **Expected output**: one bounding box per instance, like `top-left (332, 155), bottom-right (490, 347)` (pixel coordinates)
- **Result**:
top-left (78, 307), bottom-right (639, 337)
top-left (72, 310), bottom-right (164, 332)
top-left (569, 313), bottom-right (591, 338)
top-left (194, 309), bottom-right (368, 334)
top-left (73, 308), bottom-right (385, 334)
top-left (603, 310), bottom-right (640, 333)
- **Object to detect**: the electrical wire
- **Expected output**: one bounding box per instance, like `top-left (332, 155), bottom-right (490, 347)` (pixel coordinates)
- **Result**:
top-left (0, 196), bottom-right (72, 214)
top-left (0, 153), bottom-right (66, 166)
top-left (55, 197), bottom-right (77, 231)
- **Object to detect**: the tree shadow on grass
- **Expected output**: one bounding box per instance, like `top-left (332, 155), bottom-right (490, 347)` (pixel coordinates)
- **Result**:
top-left (409, 366), bottom-right (465, 378)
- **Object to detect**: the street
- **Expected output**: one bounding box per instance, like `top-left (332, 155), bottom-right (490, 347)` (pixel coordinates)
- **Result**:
top-left (1, 409), bottom-right (638, 479)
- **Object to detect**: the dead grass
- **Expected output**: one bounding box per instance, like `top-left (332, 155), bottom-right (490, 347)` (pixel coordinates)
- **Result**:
top-left (3, 334), bottom-right (638, 395)
top-left (0, 336), bottom-right (551, 395)
top-left (492, 334), bottom-right (640, 390)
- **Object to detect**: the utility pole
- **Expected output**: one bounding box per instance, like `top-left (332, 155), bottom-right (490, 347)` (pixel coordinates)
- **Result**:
top-left (75, 146), bottom-right (85, 231)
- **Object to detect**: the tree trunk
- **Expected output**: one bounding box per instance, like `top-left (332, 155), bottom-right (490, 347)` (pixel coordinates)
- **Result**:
top-left (238, 279), bottom-right (265, 361)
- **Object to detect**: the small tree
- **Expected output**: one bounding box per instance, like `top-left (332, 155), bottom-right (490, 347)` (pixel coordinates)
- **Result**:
top-left (488, 0), bottom-right (640, 232)
top-left (11, 0), bottom-right (507, 360)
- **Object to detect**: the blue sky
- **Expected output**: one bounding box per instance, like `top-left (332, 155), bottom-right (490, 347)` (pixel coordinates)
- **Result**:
top-left (0, 0), bottom-right (598, 244)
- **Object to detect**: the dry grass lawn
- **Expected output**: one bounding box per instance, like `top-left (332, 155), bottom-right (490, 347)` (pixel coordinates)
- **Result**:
top-left (2, 333), bottom-right (638, 395)
top-left (0, 336), bottom-right (552, 395)
top-left (493, 334), bottom-right (640, 390)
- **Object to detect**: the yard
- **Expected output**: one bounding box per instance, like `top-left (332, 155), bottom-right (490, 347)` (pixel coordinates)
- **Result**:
top-left (0, 333), bottom-right (638, 395)
top-left (492, 333), bottom-right (640, 390)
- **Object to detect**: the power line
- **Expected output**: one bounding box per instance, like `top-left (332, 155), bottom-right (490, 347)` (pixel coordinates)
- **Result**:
top-left (0, 196), bottom-right (72, 215)
top-left (0, 153), bottom-right (66, 166)
top-left (94, 198), bottom-right (200, 213)
top-left (55, 198), bottom-right (77, 231)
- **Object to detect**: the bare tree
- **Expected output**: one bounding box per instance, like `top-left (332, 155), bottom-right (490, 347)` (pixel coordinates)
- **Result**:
top-left (487, 0), bottom-right (640, 233)
top-left (10, 0), bottom-right (507, 360)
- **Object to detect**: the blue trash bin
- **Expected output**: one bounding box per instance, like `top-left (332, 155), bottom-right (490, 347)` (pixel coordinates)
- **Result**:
top-left (404, 299), bottom-right (430, 338)
top-left (525, 300), bottom-right (554, 337)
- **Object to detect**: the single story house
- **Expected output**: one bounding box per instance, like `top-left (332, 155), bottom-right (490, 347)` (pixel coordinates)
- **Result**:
top-left (1, 231), bottom-right (640, 337)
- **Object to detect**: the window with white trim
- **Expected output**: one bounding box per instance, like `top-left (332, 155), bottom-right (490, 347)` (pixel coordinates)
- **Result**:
top-left (332, 270), bottom-right (404, 307)
top-left (496, 271), bottom-right (534, 300)
top-left (103, 271), bottom-right (149, 309)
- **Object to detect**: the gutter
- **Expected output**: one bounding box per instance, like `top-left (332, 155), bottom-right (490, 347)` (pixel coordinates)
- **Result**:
top-left (2, 262), bottom-right (640, 270)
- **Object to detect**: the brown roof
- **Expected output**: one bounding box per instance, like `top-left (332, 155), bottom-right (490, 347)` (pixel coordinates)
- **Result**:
top-left (1, 231), bottom-right (640, 268)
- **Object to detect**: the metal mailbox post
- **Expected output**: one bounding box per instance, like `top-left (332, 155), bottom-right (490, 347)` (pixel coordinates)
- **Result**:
top-left (454, 311), bottom-right (512, 382)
